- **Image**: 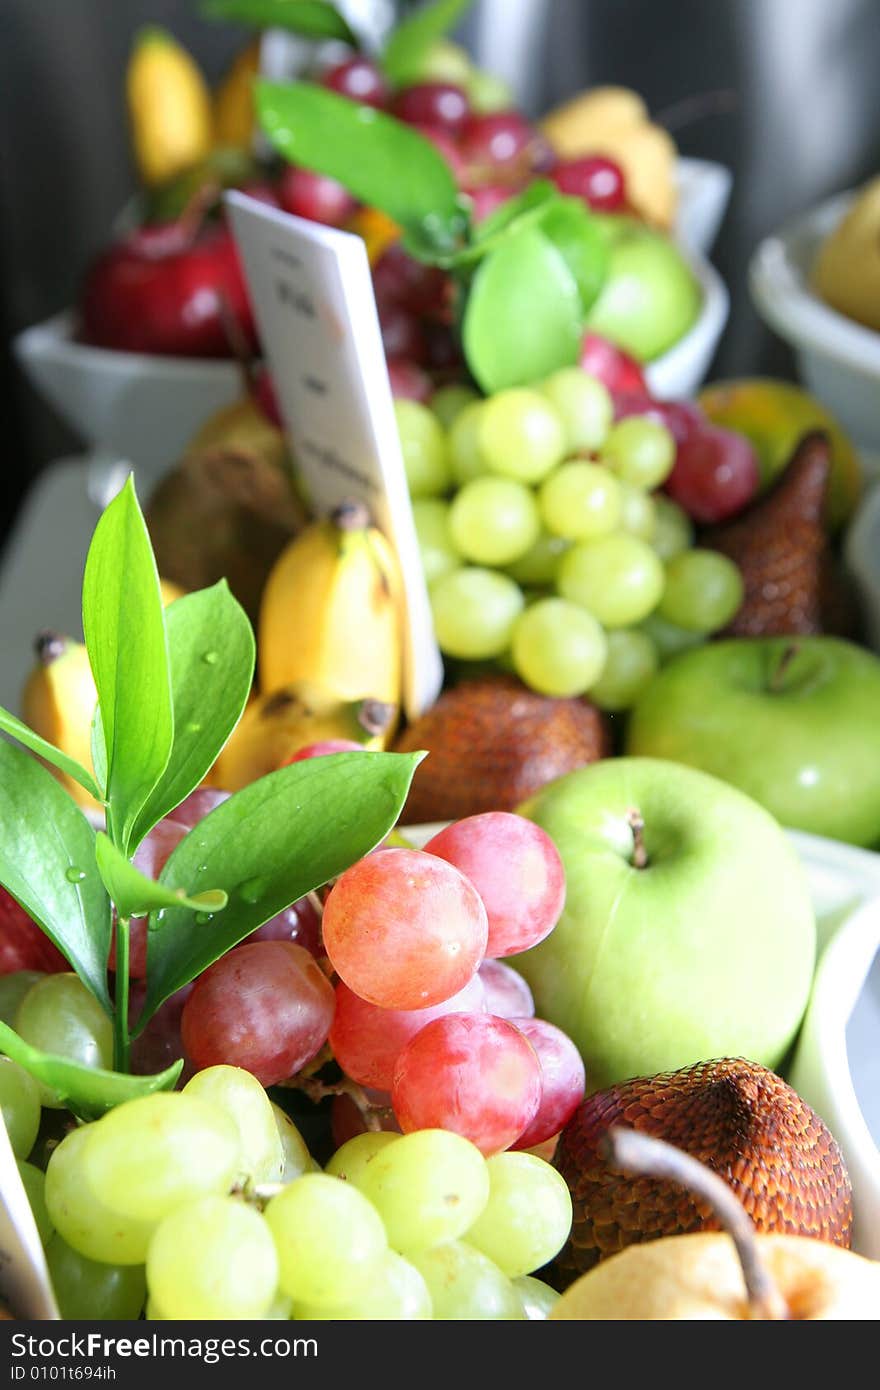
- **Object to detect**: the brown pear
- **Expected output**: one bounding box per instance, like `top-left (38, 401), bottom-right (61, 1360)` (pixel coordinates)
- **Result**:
top-left (552, 1058), bottom-right (853, 1287)
top-left (702, 431), bottom-right (860, 638)
top-left (393, 675), bottom-right (611, 824)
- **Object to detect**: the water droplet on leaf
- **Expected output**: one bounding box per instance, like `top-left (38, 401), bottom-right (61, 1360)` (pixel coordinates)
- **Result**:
top-left (202, 651), bottom-right (219, 665)
top-left (239, 877), bottom-right (267, 904)
top-left (65, 866), bottom-right (86, 883)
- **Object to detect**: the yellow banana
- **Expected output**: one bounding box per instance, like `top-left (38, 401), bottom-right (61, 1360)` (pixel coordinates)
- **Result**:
top-left (212, 38), bottom-right (261, 151)
top-left (127, 27), bottom-right (213, 187)
top-left (20, 633), bottom-right (100, 812)
top-left (213, 680), bottom-right (397, 791)
top-left (258, 501), bottom-right (404, 709)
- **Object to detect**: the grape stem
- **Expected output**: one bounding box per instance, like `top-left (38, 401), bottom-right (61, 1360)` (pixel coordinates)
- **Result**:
top-left (113, 915), bottom-right (131, 1073)
top-left (600, 1126), bottom-right (790, 1320)
top-left (283, 1068), bottom-right (394, 1133)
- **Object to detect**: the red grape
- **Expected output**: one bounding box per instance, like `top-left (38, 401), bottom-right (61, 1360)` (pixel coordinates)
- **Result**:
top-left (580, 332), bottom-right (648, 395)
top-left (393, 83), bottom-right (470, 135)
top-left (109, 818), bottom-right (188, 979)
top-left (181, 941), bottom-right (335, 1086)
top-left (552, 155), bottom-right (627, 212)
top-left (329, 973), bottom-right (486, 1090)
top-left (379, 302), bottom-right (428, 363)
top-left (392, 1013), bottom-right (542, 1155)
top-left (665, 422), bottom-right (761, 523)
top-left (322, 57), bottom-right (388, 108)
top-left (167, 787), bottom-right (230, 831)
top-left (0, 889), bottom-right (67, 975)
top-left (330, 1090), bottom-right (401, 1148)
top-left (245, 896), bottom-right (322, 958)
top-left (508, 1017), bottom-right (586, 1150)
top-left (459, 111), bottom-right (534, 177)
top-left (322, 848), bottom-right (488, 1010)
top-left (284, 740), bottom-right (365, 764)
top-left (422, 321), bottom-right (462, 371)
top-left (372, 244), bottom-right (447, 315)
top-left (129, 982), bottom-right (194, 1080)
top-left (238, 181), bottom-right (281, 208)
top-left (424, 813), bottom-right (565, 957)
top-left (467, 183), bottom-right (517, 222)
top-left (409, 124), bottom-right (468, 182)
top-left (386, 358), bottom-right (433, 402)
top-left (277, 166), bottom-right (357, 227)
top-left (612, 393), bottom-right (704, 445)
top-left (478, 959), bottom-right (535, 1020)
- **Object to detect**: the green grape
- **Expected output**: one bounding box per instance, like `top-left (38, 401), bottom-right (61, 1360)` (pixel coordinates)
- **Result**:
top-left (291, 1250), bottom-right (431, 1321)
top-left (82, 1092), bottom-right (241, 1224)
top-left (355, 1129), bottom-right (489, 1256)
top-left (640, 611), bottom-right (706, 661)
top-left (410, 1241), bottom-right (525, 1320)
top-left (271, 1103), bottom-right (314, 1183)
top-left (15, 975), bottom-right (113, 1106)
top-left (46, 1234), bottom-right (146, 1321)
top-left (430, 568), bottom-right (524, 659)
top-left (147, 1195), bottom-right (278, 1320)
top-left (46, 1124), bottom-right (155, 1265)
top-left (394, 399), bottom-right (451, 498)
top-left (603, 416), bottom-right (676, 489)
top-left (511, 598), bottom-right (607, 698)
top-left (419, 38), bottom-right (472, 84)
top-left (588, 629), bottom-right (660, 710)
top-left (412, 498), bottom-right (461, 585)
top-left (17, 1160), bottom-right (54, 1245)
top-left (183, 1065), bottom-right (283, 1185)
top-left (505, 531), bottom-right (569, 586)
top-left (264, 1292), bottom-right (294, 1319)
top-left (659, 549), bottom-right (745, 633)
top-left (431, 384), bottom-right (478, 430)
top-left (618, 482), bottom-right (657, 541)
top-left (448, 476), bottom-right (540, 566)
top-left (652, 494), bottom-right (694, 560)
top-left (557, 534), bottom-right (665, 627)
top-left (467, 69), bottom-right (513, 113)
top-left (464, 1153), bottom-right (572, 1277)
top-left (539, 461), bottom-right (623, 540)
top-left (325, 1131), bottom-right (399, 1186)
top-left (0, 1057), bottom-right (41, 1158)
top-left (539, 367), bottom-right (613, 452)
top-left (448, 401), bottom-right (489, 485)
top-left (265, 1172), bottom-right (387, 1307)
top-left (514, 1274), bottom-right (560, 1319)
top-left (478, 388), bottom-right (566, 483)
top-left (0, 971), bottom-right (44, 1025)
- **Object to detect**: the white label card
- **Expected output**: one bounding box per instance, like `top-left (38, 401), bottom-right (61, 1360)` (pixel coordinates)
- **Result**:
top-left (226, 192), bottom-right (444, 721)
top-left (0, 1117), bottom-right (59, 1319)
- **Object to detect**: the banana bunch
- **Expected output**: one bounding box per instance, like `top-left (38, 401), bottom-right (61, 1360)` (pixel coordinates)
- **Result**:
top-left (126, 27), bottom-right (214, 188)
top-left (214, 501), bottom-right (406, 786)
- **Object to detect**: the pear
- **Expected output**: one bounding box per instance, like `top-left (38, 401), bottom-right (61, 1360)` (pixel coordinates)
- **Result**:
top-left (812, 176), bottom-right (880, 333)
top-left (551, 1128), bottom-right (880, 1320)
top-left (20, 633), bottom-right (99, 812)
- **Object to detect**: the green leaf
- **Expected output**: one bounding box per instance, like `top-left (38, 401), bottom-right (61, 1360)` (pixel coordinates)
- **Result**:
top-left (82, 477), bottom-right (174, 856)
top-left (0, 1021), bottom-right (181, 1122)
top-left (0, 741), bottom-right (112, 1012)
top-left (95, 833), bottom-right (228, 921)
top-left (139, 750), bottom-right (424, 1025)
top-left (382, 0), bottom-right (473, 86)
top-left (90, 705), bottom-right (107, 798)
top-left (200, 0), bottom-right (356, 42)
top-left (0, 705), bottom-right (101, 802)
top-left (256, 80), bottom-right (468, 258)
top-left (462, 227), bottom-right (584, 392)
top-left (448, 180), bottom-right (560, 269)
top-left (129, 583), bottom-right (255, 847)
top-left (537, 197), bottom-right (609, 315)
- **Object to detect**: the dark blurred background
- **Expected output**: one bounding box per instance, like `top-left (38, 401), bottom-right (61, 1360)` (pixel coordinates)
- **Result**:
top-left (2, 0), bottom-right (879, 548)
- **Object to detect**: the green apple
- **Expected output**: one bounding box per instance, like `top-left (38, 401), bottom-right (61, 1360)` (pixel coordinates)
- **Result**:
top-left (585, 218), bottom-right (702, 361)
top-left (626, 637), bottom-right (880, 848)
top-left (512, 757), bottom-right (815, 1089)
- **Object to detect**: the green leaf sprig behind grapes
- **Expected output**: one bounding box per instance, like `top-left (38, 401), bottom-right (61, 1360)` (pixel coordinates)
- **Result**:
top-left (201, 0), bottom-right (357, 45)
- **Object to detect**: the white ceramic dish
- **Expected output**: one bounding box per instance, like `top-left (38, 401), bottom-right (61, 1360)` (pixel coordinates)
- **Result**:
top-left (749, 188), bottom-right (880, 471)
top-left (673, 156), bottom-right (733, 256)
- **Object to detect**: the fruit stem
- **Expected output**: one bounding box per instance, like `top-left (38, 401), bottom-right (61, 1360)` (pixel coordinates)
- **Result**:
top-left (600, 1126), bottom-right (790, 1321)
top-left (113, 916), bottom-right (131, 1074)
top-left (332, 499), bottom-right (372, 532)
top-left (34, 631), bottom-right (66, 665)
top-left (768, 643), bottom-right (802, 693)
top-left (358, 699), bottom-right (396, 738)
top-left (626, 809), bottom-right (648, 869)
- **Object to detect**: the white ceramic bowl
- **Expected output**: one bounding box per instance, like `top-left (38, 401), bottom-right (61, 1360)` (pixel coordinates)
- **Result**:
top-left (749, 188), bottom-right (880, 471)
top-left (673, 156), bottom-right (733, 256)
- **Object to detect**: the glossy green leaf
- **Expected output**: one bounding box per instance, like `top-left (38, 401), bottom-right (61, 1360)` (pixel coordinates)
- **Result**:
top-left (95, 834), bottom-right (228, 921)
top-left (463, 179), bottom-right (560, 257)
top-left (256, 80), bottom-right (468, 257)
top-left (201, 0), bottom-right (356, 42)
top-left (537, 197), bottom-right (609, 315)
top-left (0, 705), bottom-right (101, 802)
top-left (0, 1021), bottom-right (181, 1122)
top-left (90, 705), bottom-right (107, 799)
top-left (138, 750), bottom-right (424, 1025)
top-left (82, 477), bottom-right (173, 856)
top-left (129, 582), bottom-right (255, 847)
top-left (0, 741), bottom-right (111, 1012)
top-left (462, 227), bottom-right (584, 392)
top-left (382, 0), bottom-right (473, 86)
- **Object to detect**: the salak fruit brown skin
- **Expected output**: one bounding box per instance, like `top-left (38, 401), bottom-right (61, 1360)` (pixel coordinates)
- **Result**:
top-left (551, 1058), bottom-right (853, 1287)
top-left (394, 675), bottom-right (611, 824)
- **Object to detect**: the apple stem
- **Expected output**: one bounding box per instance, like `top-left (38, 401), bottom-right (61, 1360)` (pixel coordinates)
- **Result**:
top-left (768, 643), bottom-right (801, 692)
top-left (626, 809), bottom-right (648, 869)
top-left (600, 1126), bottom-right (790, 1321)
